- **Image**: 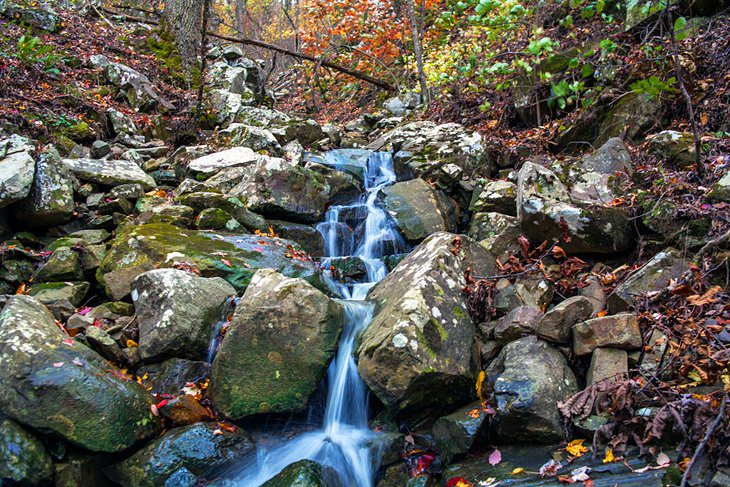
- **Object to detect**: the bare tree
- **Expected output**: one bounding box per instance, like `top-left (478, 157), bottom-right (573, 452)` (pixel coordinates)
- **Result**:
top-left (163, 0), bottom-right (202, 67)
top-left (406, 0), bottom-right (429, 107)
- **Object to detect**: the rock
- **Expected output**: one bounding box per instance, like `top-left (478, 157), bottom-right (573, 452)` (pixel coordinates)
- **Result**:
top-left (261, 459), bottom-right (339, 487)
top-left (596, 93), bottom-right (661, 146)
top-left (468, 212), bottom-right (521, 262)
top-left (708, 171), bottom-right (730, 202)
top-left (536, 296), bottom-right (594, 343)
top-left (269, 119), bottom-right (325, 147)
top-left (304, 161), bottom-right (361, 204)
top-left (132, 269), bottom-right (236, 362)
top-left (0, 413), bottom-right (54, 486)
top-left (579, 274), bottom-right (607, 316)
top-left (469, 180), bottom-right (517, 215)
top-left (195, 208), bottom-right (240, 231)
top-left (587, 347), bottom-right (628, 385)
top-left (432, 401), bottom-right (489, 464)
top-left (640, 329), bottom-right (668, 376)
top-left (486, 336), bottom-right (577, 442)
top-left (381, 178), bottom-right (456, 241)
top-left (13, 145), bottom-right (74, 225)
top-left (493, 306), bottom-right (543, 343)
top-left (647, 131), bottom-right (697, 168)
top-left (368, 122), bottom-right (488, 186)
top-left (572, 313), bottom-right (642, 356)
top-left (357, 233), bottom-right (497, 423)
top-left (95, 56), bottom-right (168, 111)
top-left (235, 106), bottom-right (292, 128)
top-left (85, 325), bottom-right (125, 364)
top-left (580, 137), bottom-right (633, 175)
top-left (218, 123), bottom-right (282, 155)
top-left (137, 359), bottom-right (210, 396)
top-left (61, 157), bottom-right (156, 189)
top-left (208, 89), bottom-right (255, 126)
top-left (109, 183), bottom-right (144, 200)
top-left (513, 276), bottom-right (554, 309)
top-left (226, 157), bottom-right (334, 224)
top-left (106, 422), bottom-right (254, 487)
top-left (46, 235), bottom-right (106, 271)
top-left (207, 61), bottom-right (249, 95)
top-left (186, 147), bottom-right (262, 177)
top-left (158, 395), bottom-right (212, 425)
top-left (0, 1), bottom-right (60, 31)
top-left (107, 108), bottom-right (139, 136)
top-left (91, 140), bottom-right (110, 159)
top-left (268, 220), bottom-right (325, 256)
top-left (0, 135), bottom-right (35, 208)
top-left (0, 295), bottom-right (160, 452)
top-left (34, 248), bottom-right (84, 282)
top-left (517, 161), bottom-right (632, 254)
top-left (625, 0), bottom-right (677, 30)
top-left (53, 453), bottom-right (109, 487)
top-left (607, 249), bottom-right (687, 313)
top-left (383, 93), bottom-right (420, 116)
top-left (210, 269), bottom-right (343, 419)
top-left (97, 223), bottom-right (321, 299)
top-left (27, 281), bottom-right (90, 307)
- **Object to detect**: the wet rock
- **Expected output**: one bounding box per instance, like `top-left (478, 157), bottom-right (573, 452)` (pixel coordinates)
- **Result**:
top-left (587, 347), bottom-right (628, 385)
top-left (304, 161), bottom-right (361, 204)
top-left (381, 178), bottom-right (456, 241)
top-left (517, 161), bottom-right (632, 254)
top-left (61, 157), bottom-right (156, 189)
top-left (27, 281), bottom-right (90, 307)
top-left (13, 145), bottom-right (74, 226)
top-left (85, 325), bottom-right (125, 363)
top-left (357, 233), bottom-right (496, 424)
top-left (468, 212), bottom-right (521, 262)
top-left (0, 295), bottom-right (160, 452)
top-left (432, 401), bottom-right (489, 464)
top-left (269, 220), bottom-right (325, 256)
top-left (132, 269), bottom-right (236, 362)
top-left (486, 336), bottom-right (577, 442)
top-left (0, 134), bottom-right (35, 208)
top-left (137, 359), bottom-right (210, 395)
top-left (186, 147), bottom-right (262, 177)
top-left (0, 413), bottom-right (54, 486)
top-left (493, 306), bottom-right (543, 343)
top-left (158, 395), bottom-right (212, 425)
top-left (607, 248), bottom-right (687, 313)
top-left (469, 180), bottom-right (517, 215)
top-left (106, 422), bottom-right (254, 487)
top-left (572, 313), bottom-right (642, 356)
top-left (536, 296), bottom-right (594, 343)
top-left (210, 269), bottom-right (342, 418)
top-left (261, 459), bottom-right (339, 487)
top-left (195, 208), bottom-right (240, 231)
top-left (98, 223), bottom-right (321, 299)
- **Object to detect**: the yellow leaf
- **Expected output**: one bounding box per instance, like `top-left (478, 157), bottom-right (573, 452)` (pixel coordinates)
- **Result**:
top-left (475, 371), bottom-right (486, 400)
top-left (603, 448), bottom-right (615, 463)
top-left (566, 439), bottom-right (589, 458)
top-left (126, 339), bottom-right (138, 348)
top-left (511, 467), bottom-right (525, 475)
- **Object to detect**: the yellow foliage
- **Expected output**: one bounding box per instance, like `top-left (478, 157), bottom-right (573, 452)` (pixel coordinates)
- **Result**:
top-left (566, 439), bottom-right (589, 458)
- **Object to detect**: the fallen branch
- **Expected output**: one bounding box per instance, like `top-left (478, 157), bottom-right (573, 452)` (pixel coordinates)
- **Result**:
top-left (101, 7), bottom-right (397, 92)
top-left (680, 396), bottom-right (727, 487)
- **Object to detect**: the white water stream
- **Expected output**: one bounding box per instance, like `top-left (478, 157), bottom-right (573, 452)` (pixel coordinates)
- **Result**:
top-left (224, 150), bottom-right (407, 486)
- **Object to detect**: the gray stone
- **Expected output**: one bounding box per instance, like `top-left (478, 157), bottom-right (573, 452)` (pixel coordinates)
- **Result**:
top-left (580, 138), bottom-right (633, 175)
top-left (85, 325), bottom-right (125, 364)
top-left (137, 359), bottom-right (210, 396)
top-left (381, 178), bottom-right (456, 241)
top-left (132, 269), bottom-right (236, 362)
top-left (261, 459), bottom-right (339, 487)
top-left (34, 248), bottom-right (84, 282)
top-left (572, 313), bottom-right (642, 356)
top-left (493, 306), bottom-right (543, 343)
top-left (432, 401), bottom-right (489, 464)
top-left (0, 135), bottom-right (35, 208)
top-left (61, 158), bottom-right (156, 189)
top-left (0, 414), bottom-right (54, 486)
top-left (587, 347), bottom-right (628, 384)
top-left (708, 171), bottom-right (730, 202)
top-left (107, 108), bottom-right (139, 136)
top-left (469, 180), bottom-right (517, 215)
top-left (186, 147), bottom-right (262, 177)
top-left (536, 296), bottom-right (594, 343)
top-left (468, 212), bottom-right (521, 262)
top-left (27, 281), bottom-right (89, 307)
top-left (91, 140), bottom-right (111, 159)
top-left (218, 123), bottom-right (281, 154)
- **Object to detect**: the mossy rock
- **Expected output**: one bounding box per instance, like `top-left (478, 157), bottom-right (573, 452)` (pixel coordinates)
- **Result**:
top-left (0, 414), bottom-right (54, 486)
top-left (261, 460), bottom-right (340, 487)
top-left (96, 223), bottom-right (322, 300)
top-left (56, 121), bottom-right (96, 142)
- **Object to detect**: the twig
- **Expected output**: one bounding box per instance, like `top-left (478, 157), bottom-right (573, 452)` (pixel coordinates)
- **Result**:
top-left (697, 229), bottom-right (730, 257)
top-left (679, 396), bottom-right (727, 487)
top-left (472, 241), bottom-right (558, 280)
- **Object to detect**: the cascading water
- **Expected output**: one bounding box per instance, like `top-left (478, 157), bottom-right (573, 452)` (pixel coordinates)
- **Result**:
top-left (223, 149), bottom-right (407, 486)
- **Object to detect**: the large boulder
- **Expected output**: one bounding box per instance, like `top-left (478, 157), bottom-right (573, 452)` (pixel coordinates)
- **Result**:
top-left (0, 414), bottom-right (54, 486)
top-left (486, 336), bottom-right (577, 442)
top-left (368, 122), bottom-right (488, 187)
top-left (357, 233), bottom-right (497, 424)
top-left (106, 422), bottom-right (255, 487)
top-left (132, 269), bottom-right (236, 362)
top-left (91, 55), bottom-right (169, 111)
top-left (261, 460), bottom-right (339, 487)
top-left (595, 93), bottom-right (661, 146)
top-left (517, 161), bottom-right (632, 254)
top-left (468, 212), bottom-right (521, 262)
top-left (0, 134), bottom-right (35, 208)
top-left (61, 157), bottom-right (156, 189)
top-left (13, 145), bottom-right (74, 226)
top-left (380, 178), bottom-right (456, 242)
top-left (97, 223), bottom-right (321, 299)
top-left (0, 1), bottom-right (60, 31)
top-left (0, 296), bottom-right (160, 452)
top-left (218, 123), bottom-right (282, 154)
top-left (469, 180), bottom-right (517, 215)
top-left (210, 269), bottom-right (343, 419)
top-left (186, 147), bottom-right (263, 177)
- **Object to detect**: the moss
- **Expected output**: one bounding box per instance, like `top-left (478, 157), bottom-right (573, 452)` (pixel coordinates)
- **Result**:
top-left (57, 121), bottom-right (95, 142)
top-left (146, 28), bottom-right (200, 88)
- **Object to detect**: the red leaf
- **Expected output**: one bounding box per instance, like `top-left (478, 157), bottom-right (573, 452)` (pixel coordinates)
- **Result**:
top-left (415, 453), bottom-right (435, 474)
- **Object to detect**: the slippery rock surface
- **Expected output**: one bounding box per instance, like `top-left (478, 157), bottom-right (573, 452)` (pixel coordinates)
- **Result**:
top-left (0, 413), bottom-right (54, 486)
top-left (517, 161), bottom-right (632, 254)
top-left (13, 144), bottom-right (74, 226)
top-left (97, 223), bottom-right (321, 299)
top-left (381, 178), bottom-right (456, 241)
top-left (0, 296), bottom-right (160, 452)
top-left (132, 269), bottom-right (236, 362)
top-left (0, 134), bottom-right (35, 208)
top-left (357, 233), bottom-right (496, 424)
top-left (210, 269), bottom-right (343, 419)
top-left (432, 401), bottom-right (489, 464)
top-left (261, 459), bottom-right (340, 487)
top-left (61, 157), bottom-right (157, 189)
top-left (486, 336), bottom-right (577, 443)
top-left (106, 422), bottom-right (255, 487)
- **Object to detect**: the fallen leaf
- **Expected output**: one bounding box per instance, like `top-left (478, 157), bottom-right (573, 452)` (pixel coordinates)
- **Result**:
top-left (511, 468), bottom-right (525, 475)
top-left (489, 447), bottom-right (501, 466)
top-left (126, 339), bottom-right (138, 348)
top-left (566, 439), bottom-right (589, 458)
top-left (603, 448), bottom-right (615, 463)
top-left (656, 452), bottom-right (671, 466)
top-left (53, 362), bottom-right (64, 368)
top-left (571, 466), bottom-right (591, 482)
top-left (475, 370), bottom-right (486, 400)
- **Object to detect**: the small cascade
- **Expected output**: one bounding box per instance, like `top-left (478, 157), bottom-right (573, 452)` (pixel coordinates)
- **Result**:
top-left (226, 150), bottom-right (407, 486)
top-left (206, 296), bottom-right (238, 364)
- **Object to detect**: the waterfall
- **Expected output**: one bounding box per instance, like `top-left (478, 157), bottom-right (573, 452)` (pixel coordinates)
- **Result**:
top-left (225, 150), bottom-right (407, 486)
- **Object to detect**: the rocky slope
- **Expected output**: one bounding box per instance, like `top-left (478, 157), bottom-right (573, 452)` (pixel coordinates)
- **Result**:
top-left (0, 2), bottom-right (729, 487)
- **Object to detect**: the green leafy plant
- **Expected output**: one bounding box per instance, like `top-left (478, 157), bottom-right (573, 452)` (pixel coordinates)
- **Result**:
top-left (16, 35), bottom-right (60, 74)
top-left (630, 75), bottom-right (677, 99)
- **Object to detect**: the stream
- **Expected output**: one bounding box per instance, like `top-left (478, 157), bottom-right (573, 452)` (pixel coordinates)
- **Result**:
top-left (221, 149), bottom-right (408, 485)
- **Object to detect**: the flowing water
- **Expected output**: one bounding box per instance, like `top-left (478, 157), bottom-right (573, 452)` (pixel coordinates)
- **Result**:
top-left (223, 149), bottom-right (407, 486)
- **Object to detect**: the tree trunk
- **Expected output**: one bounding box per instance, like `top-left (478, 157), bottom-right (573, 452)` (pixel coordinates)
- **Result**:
top-left (194, 0), bottom-right (211, 125)
top-left (406, 0), bottom-right (429, 107)
top-left (163, 0), bottom-right (202, 68)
